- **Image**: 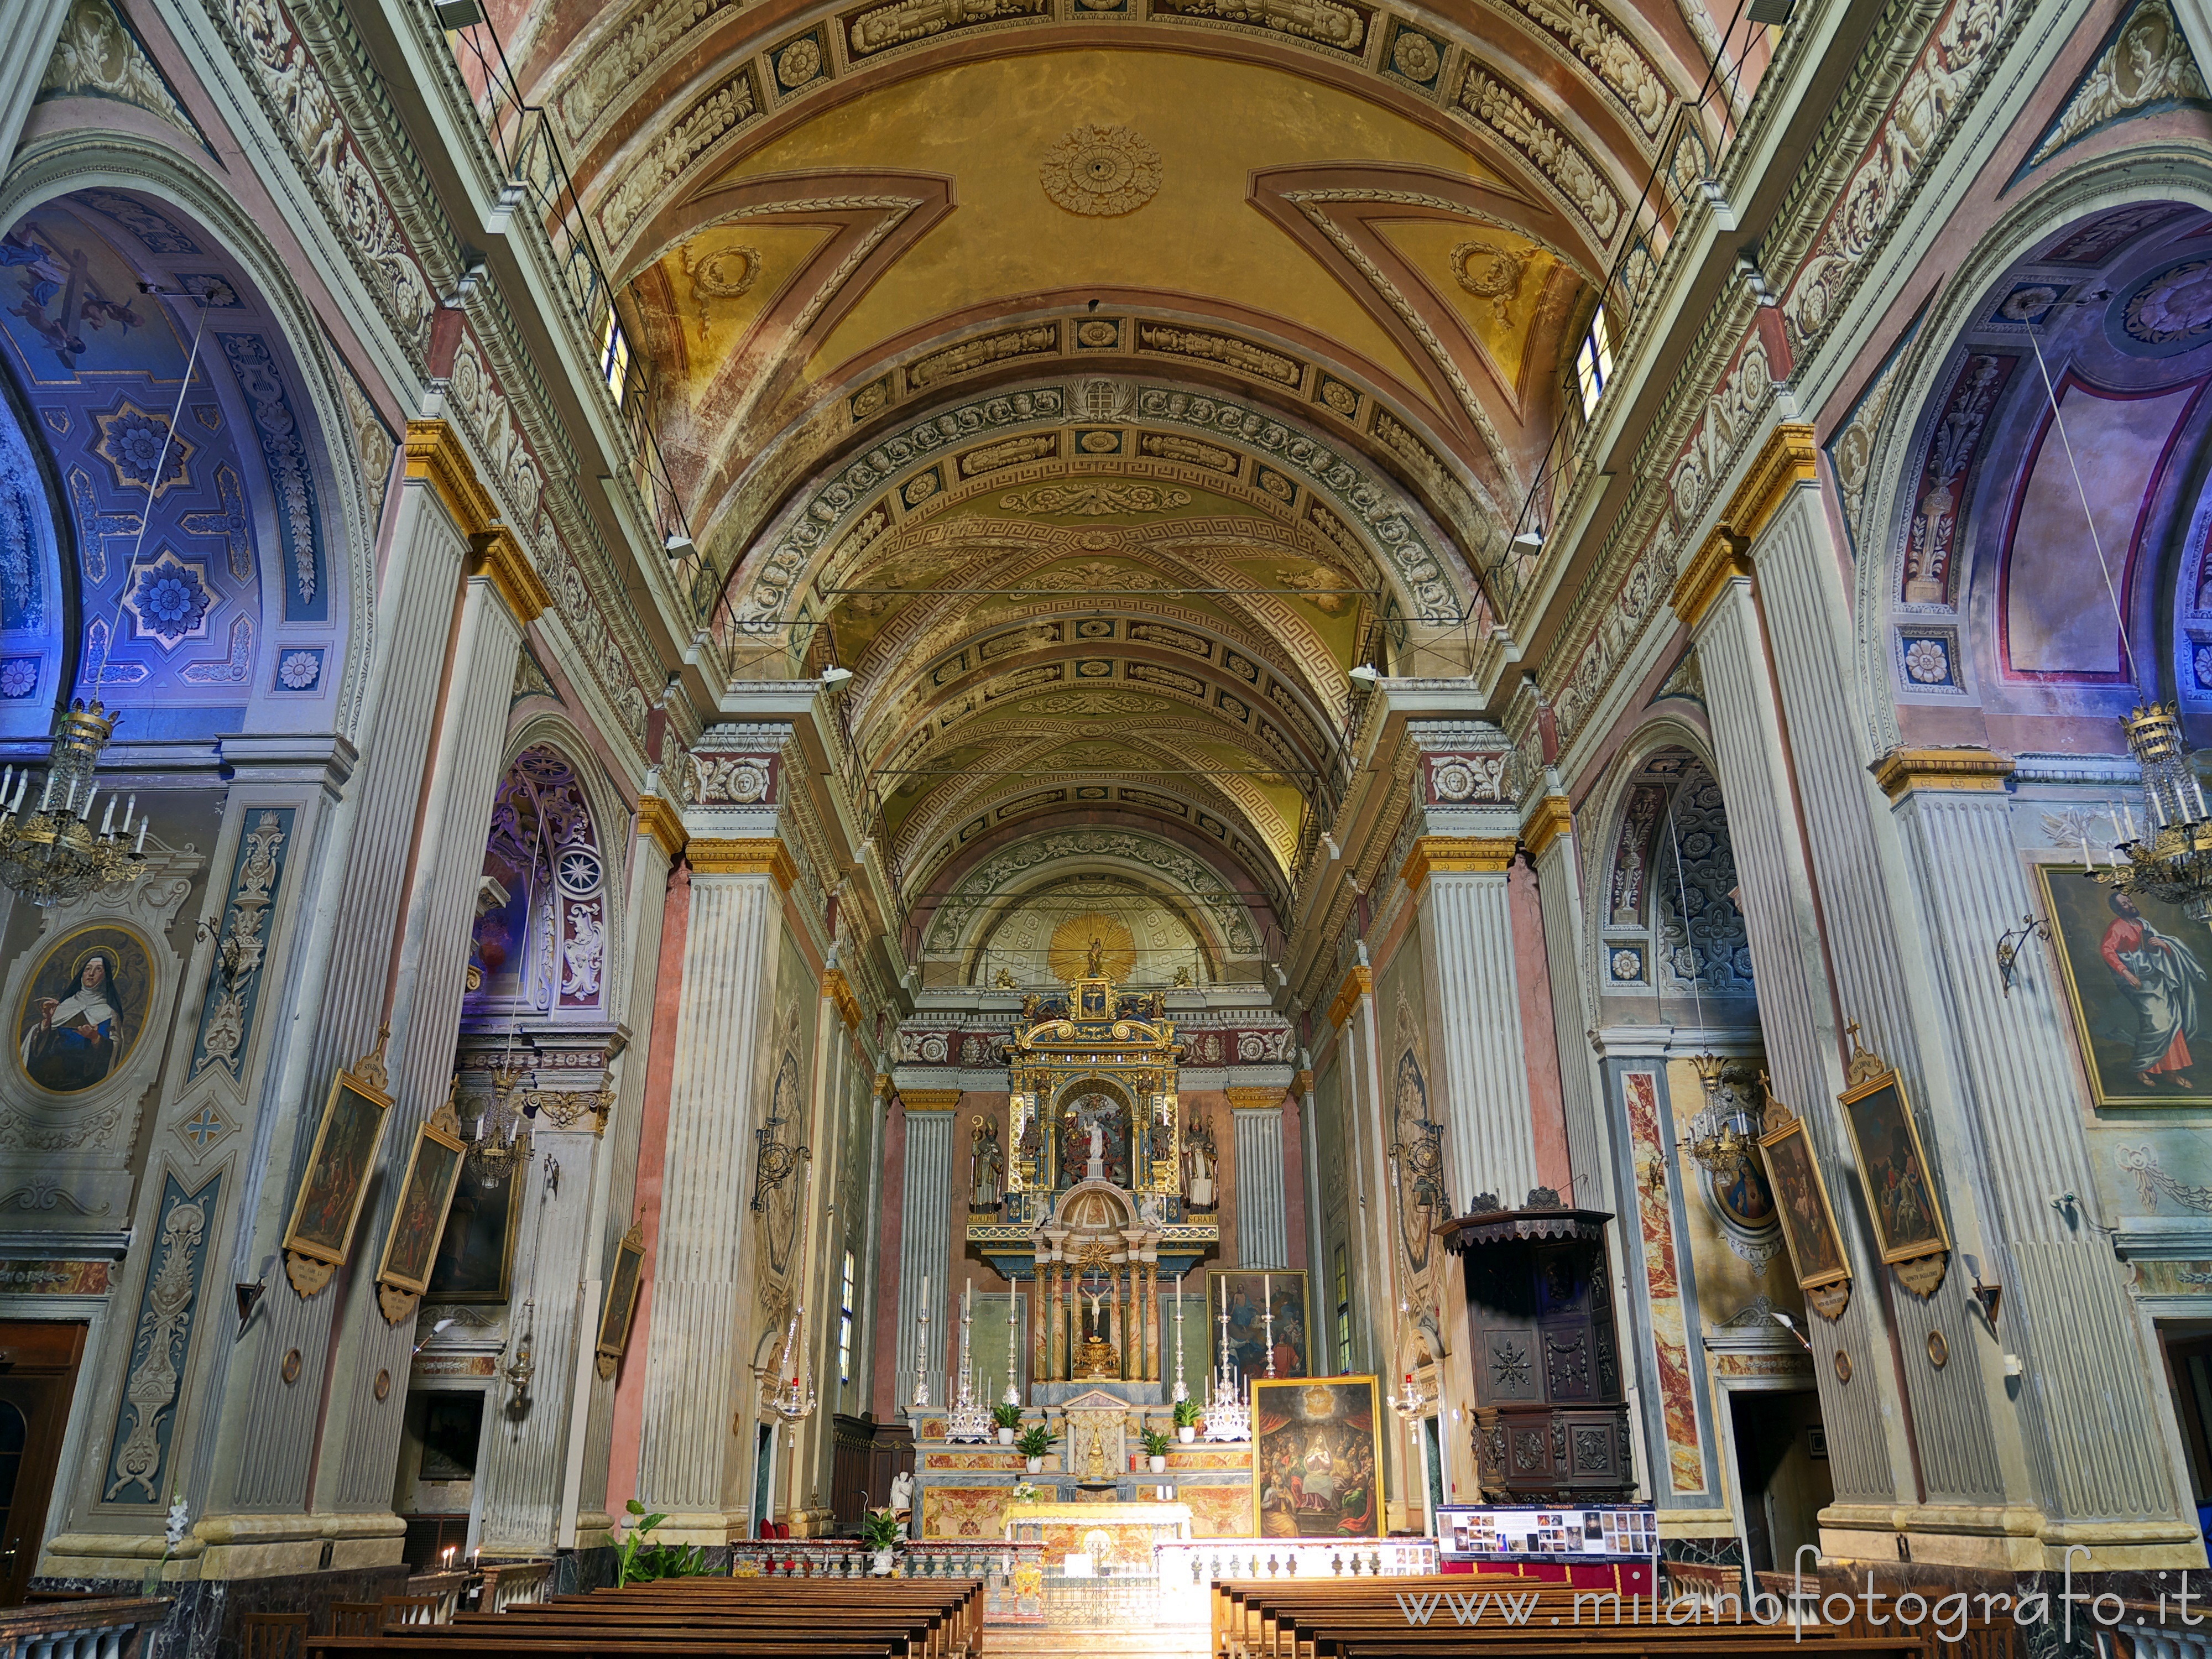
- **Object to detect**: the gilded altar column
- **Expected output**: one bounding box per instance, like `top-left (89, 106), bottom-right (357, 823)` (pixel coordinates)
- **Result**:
top-left (1048, 1260), bottom-right (1065, 1380)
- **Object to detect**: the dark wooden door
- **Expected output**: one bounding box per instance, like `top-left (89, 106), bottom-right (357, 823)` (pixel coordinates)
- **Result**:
top-left (0, 1322), bottom-right (87, 1606)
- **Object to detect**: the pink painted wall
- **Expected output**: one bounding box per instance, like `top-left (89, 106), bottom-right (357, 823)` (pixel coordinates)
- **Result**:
top-left (869, 1095), bottom-right (907, 1420)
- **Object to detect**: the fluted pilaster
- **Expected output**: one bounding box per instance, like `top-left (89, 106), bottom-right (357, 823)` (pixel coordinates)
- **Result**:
top-left (1892, 780), bottom-right (2187, 1533)
top-left (1678, 535), bottom-right (1912, 1511)
top-left (320, 563), bottom-right (530, 1517)
top-left (1414, 853), bottom-right (1541, 1209)
top-left (895, 1104), bottom-right (956, 1406)
top-left (634, 864), bottom-right (781, 1531)
top-left (1231, 1095), bottom-right (1288, 1269)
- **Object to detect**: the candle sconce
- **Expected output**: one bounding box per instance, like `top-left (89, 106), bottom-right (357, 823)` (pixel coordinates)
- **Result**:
top-left (1992, 914), bottom-right (2051, 999)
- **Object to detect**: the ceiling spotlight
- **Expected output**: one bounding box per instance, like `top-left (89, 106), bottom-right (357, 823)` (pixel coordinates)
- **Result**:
top-left (432, 0), bottom-right (484, 27)
top-left (820, 666), bottom-right (855, 690)
top-left (1348, 664), bottom-right (1380, 686)
top-left (663, 531), bottom-right (693, 555)
top-left (1512, 526), bottom-right (1544, 549)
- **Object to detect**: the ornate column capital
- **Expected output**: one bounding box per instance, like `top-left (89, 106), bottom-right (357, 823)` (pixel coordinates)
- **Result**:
top-left (1869, 746), bottom-right (2015, 803)
top-left (687, 837), bottom-right (797, 891)
top-left (822, 968), bottom-right (862, 1031)
top-left (1326, 965), bottom-right (1373, 1028)
top-left (635, 794), bottom-right (688, 859)
top-left (1671, 527), bottom-right (1754, 629)
top-left (901, 1088), bottom-right (963, 1112)
top-left (1293, 1069), bottom-right (1315, 1095)
top-left (1519, 792), bottom-right (1574, 858)
top-left (404, 418), bottom-right (497, 536)
top-left (1400, 834), bottom-right (1517, 893)
top-left (467, 528), bottom-right (552, 624)
top-left (1225, 1085), bottom-right (1285, 1113)
top-left (1722, 422), bottom-right (1818, 545)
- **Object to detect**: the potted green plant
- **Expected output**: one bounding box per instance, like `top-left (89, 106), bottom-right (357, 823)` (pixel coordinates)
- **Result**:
top-left (992, 1402), bottom-right (1024, 1445)
top-left (615, 1498), bottom-right (709, 1585)
top-left (1015, 1423), bottom-right (1059, 1473)
top-left (1139, 1427), bottom-right (1172, 1474)
top-left (860, 1506), bottom-right (904, 1575)
top-left (1172, 1399), bottom-right (1202, 1443)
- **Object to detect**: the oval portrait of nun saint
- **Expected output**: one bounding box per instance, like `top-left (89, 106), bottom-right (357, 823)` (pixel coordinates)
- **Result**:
top-left (15, 924), bottom-right (151, 1093)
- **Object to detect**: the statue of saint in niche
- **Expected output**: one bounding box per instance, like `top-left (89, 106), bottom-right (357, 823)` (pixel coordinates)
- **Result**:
top-left (969, 1115), bottom-right (1004, 1211)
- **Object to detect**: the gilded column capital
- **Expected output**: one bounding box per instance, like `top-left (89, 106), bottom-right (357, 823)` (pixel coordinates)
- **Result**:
top-left (1869, 746), bottom-right (2015, 802)
top-left (635, 795), bottom-right (688, 859)
top-left (874, 1072), bottom-right (894, 1099)
top-left (1520, 792), bottom-right (1574, 858)
top-left (1721, 422), bottom-right (1818, 545)
top-left (1292, 1070), bottom-right (1314, 1095)
top-left (467, 528), bottom-right (552, 624)
top-left (823, 968), bottom-right (862, 1031)
top-left (1225, 1085), bottom-right (1286, 1112)
top-left (1671, 527), bottom-right (1754, 628)
top-left (901, 1088), bottom-right (963, 1112)
top-left (1400, 835), bottom-right (1517, 893)
top-left (687, 836), bottom-right (798, 891)
top-left (404, 419), bottom-right (497, 537)
top-left (1326, 965), bottom-right (1373, 1029)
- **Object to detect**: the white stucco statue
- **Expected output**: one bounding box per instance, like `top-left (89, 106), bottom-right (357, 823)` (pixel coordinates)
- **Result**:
top-left (889, 1470), bottom-right (913, 1519)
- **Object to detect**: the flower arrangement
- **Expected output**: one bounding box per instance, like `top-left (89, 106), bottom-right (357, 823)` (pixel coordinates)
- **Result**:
top-left (1010, 1484), bottom-right (1042, 1503)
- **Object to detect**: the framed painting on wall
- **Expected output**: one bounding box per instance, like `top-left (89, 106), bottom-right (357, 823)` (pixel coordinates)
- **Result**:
top-left (1252, 1375), bottom-right (1383, 1538)
top-left (281, 1044), bottom-right (394, 1296)
top-left (425, 1154), bottom-right (523, 1303)
top-left (1757, 1105), bottom-right (1850, 1300)
top-left (1211, 1269), bottom-right (1309, 1379)
top-left (1837, 1065), bottom-right (1949, 1265)
top-left (596, 1222), bottom-right (647, 1378)
top-left (2036, 864), bottom-right (2212, 1108)
top-left (374, 1109), bottom-right (468, 1323)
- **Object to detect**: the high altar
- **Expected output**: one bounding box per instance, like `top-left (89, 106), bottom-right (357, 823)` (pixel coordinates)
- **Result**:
top-left (910, 972), bottom-right (1258, 1542)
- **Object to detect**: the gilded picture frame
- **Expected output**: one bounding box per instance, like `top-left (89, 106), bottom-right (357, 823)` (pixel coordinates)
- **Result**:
top-left (281, 1058), bottom-right (393, 1292)
top-left (2034, 863), bottom-right (2212, 1109)
top-left (425, 1153), bottom-right (525, 1303)
top-left (1210, 1268), bottom-right (1311, 1379)
top-left (595, 1223), bottom-right (647, 1378)
top-left (1251, 1375), bottom-right (1384, 1540)
top-left (1756, 1109), bottom-right (1850, 1292)
top-left (1837, 1066), bottom-right (1950, 1265)
top-left (375, 1118), bottom-right (468, 1296)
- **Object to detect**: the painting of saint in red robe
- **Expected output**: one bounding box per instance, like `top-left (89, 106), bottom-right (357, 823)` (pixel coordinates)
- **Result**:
top-left (2039, 868), bottom-right (2212, 1107)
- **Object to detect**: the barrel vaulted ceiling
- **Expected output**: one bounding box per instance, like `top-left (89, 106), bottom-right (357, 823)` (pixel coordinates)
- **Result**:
top-left (477, 0), bottom-right (1730, 933)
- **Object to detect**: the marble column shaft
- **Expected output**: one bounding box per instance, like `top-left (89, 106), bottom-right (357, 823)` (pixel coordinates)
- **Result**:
top-left (1232, 1106), bottom-right (1290, 1269)
top-left (1420, 870), bottom-right (1541, 1209)
top-left (214, 454), bottom-right (473, 1525)
top-left (894, 1106), bottom-right (954, 1405)
top-left (321, 562), bottom-right (531, 1515)
top-left (634, 864), bottom-right (782, 1528)
top-left (1684, 547), bottom-right (1915, 1510)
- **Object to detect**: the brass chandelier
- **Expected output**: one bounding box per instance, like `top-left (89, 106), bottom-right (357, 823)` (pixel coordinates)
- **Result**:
top-left (0, 698), bottom-right (149, 906)
top-left (1678, 1054), bottom-right (1765, 1177)
top-left (2090, 702), bottom-right (2212, 921)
